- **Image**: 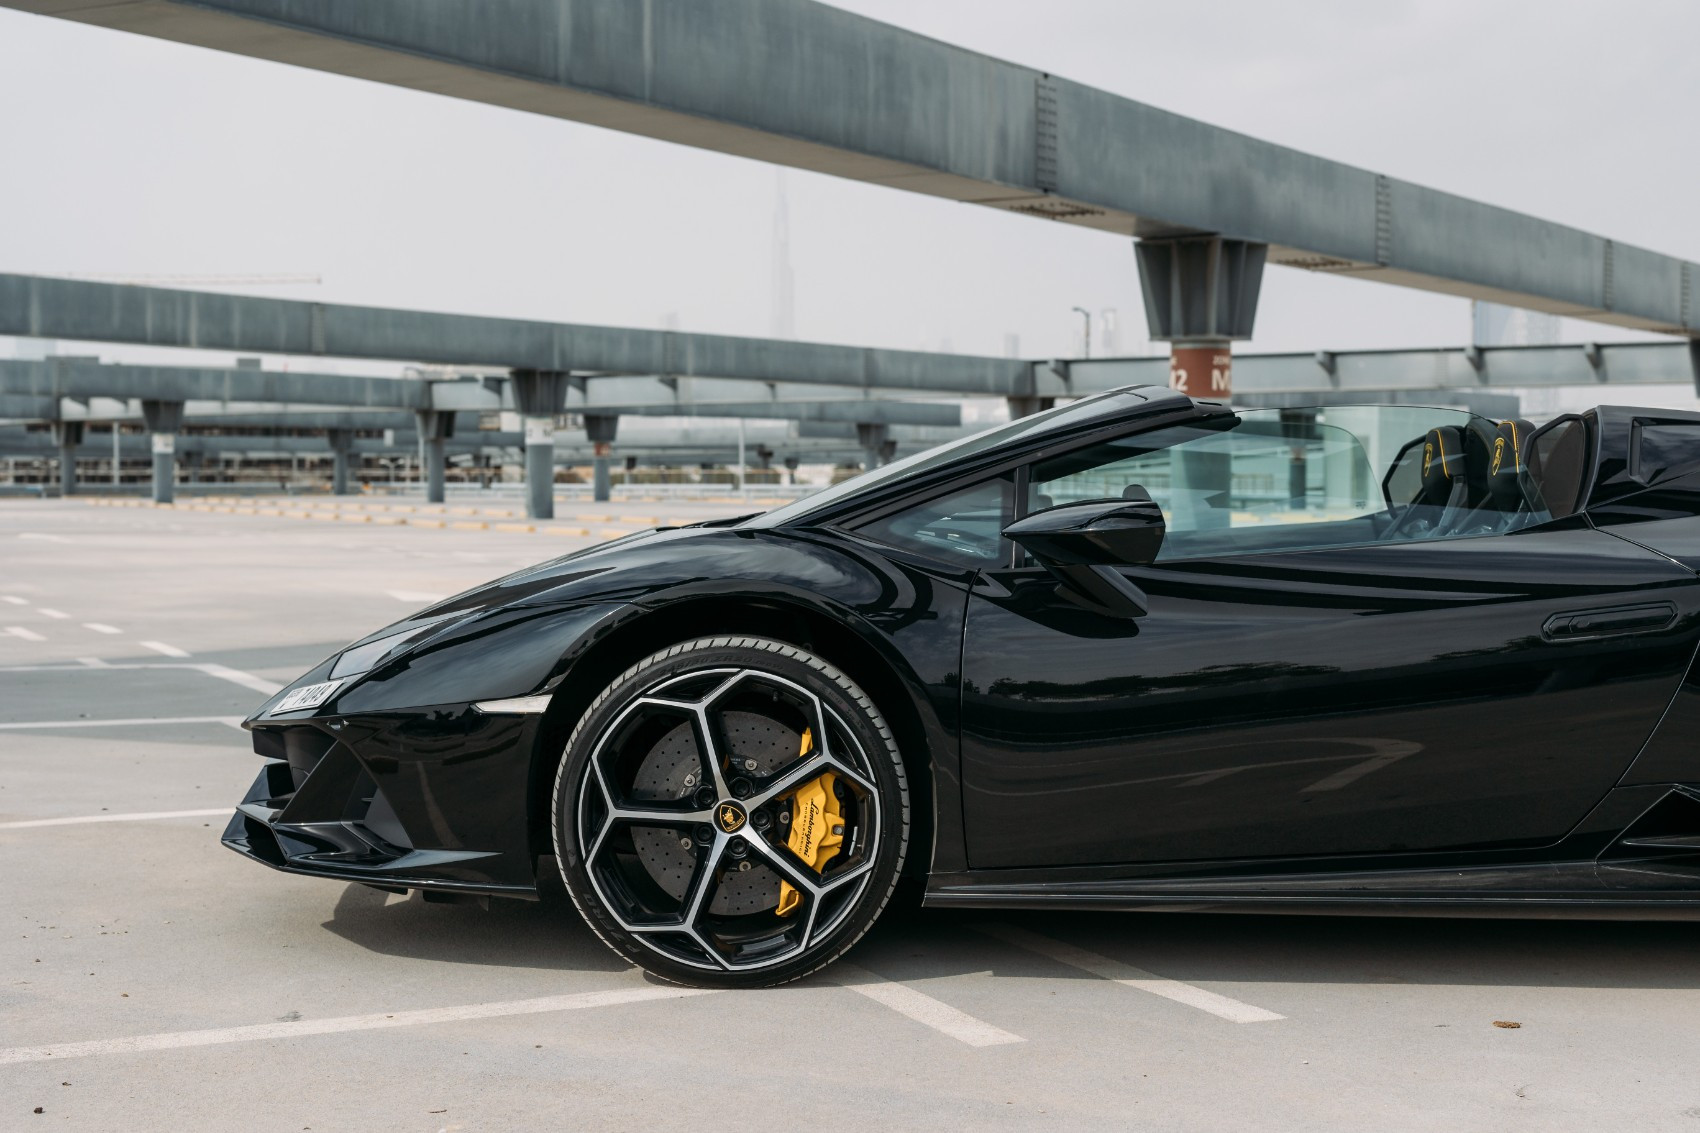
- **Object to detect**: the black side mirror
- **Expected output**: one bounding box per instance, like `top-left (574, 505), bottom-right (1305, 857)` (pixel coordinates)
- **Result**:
top-left (1003, 497), bottom-right (1165, 617)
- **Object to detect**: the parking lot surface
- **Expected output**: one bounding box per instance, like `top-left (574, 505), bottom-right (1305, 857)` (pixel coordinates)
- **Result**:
top-left (4, 498), bottom-right (1700, 1131)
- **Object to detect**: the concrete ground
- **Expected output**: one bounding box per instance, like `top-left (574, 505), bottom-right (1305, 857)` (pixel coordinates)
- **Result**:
top-left (3, 498), bottom-right (1700, 1132)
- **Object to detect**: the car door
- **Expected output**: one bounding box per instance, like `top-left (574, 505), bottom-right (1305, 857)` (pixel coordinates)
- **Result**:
top-left (959, 406), bottom-right (1700, 870)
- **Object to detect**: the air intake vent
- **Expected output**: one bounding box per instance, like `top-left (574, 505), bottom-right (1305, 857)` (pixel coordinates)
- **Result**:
top-left (1603, 786), bottom-right (1700, 860)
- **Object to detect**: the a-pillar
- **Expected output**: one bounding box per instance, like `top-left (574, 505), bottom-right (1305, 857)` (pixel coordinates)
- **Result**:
top-left (855, 422), bottom-right (889, 469)
top-left (327, 429), bottom-right (355, 496)
top-left (414, 411), bottom-right (454, 504)
top-left (585, 414), bottom-right (618, 503)
top-left (509, 369), bottom-right (572, 520)
top-left (50, 421), bottom-right (83, 498)
top-left (140, 400), bottom-right (184, 504)
top-left (1134, 235), bottom-right (1267, 401)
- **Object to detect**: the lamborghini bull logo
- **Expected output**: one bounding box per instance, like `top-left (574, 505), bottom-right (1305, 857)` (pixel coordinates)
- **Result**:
top-left (717, 802), bottom-right (747, 834)
top-left (1491, 436), bottom-right (1506, 476)
top-left (1422, 442), bottom-right (1434, 477)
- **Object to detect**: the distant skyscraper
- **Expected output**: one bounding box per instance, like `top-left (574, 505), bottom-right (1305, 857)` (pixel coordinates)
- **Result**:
top-left (1472, 301), bottom-right (1559, 346)
top-left (771, 170), bottom-right (795, 340)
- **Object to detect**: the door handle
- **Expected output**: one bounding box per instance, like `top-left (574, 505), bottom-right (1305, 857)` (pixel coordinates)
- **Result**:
top-left (1543, 602), bottom-right (1677, 641)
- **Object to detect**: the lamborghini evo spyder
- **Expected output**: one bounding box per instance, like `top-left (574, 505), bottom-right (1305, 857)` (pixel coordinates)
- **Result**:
top-left (228, 386), bottom-right (1700, 987)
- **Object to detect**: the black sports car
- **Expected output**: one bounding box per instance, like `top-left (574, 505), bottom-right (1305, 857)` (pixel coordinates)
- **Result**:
top-left (228, 385), bottom-right (1700, 987)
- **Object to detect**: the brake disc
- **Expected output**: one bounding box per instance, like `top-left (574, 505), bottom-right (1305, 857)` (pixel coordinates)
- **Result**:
top-left (629, 712), bottom-right (799, 916)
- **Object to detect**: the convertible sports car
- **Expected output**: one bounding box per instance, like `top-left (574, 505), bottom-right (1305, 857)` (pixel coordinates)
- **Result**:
top-left (228, 385), bottom-right (1700, 987)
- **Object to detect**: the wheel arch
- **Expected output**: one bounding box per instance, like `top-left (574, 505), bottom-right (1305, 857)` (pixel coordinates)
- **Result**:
top-left (527, 594), bottom-right (942, 880)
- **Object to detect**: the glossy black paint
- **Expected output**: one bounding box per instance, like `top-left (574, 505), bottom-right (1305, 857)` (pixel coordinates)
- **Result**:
top-left (226, 386), bottom-right (1700, 919)
top-left (961, 526), bottom-right (1700, 868)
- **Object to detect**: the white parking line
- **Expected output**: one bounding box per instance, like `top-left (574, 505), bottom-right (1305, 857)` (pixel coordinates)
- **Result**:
top-left (0, 662), bottom-right (282, 697)
top-left (0, 808), bottom-right (231, 830)
top-left (5, 626), bottom-right (45, 641)
top-left (83, 623), bottom-right (122, 634)
top-left (977, 925), bottom-right (1284, 1024)
top-left (0, 985), bottom-right (719, 1065)
top-left (0, 715), bottom-right (245, 731)
top-left (37, 608), bottom-right (69, 619)
top-left (194, 663), bottom-right (283, 695)
top-left (834, 964), bottom-right (1024, 1047)
top-left (141, 640), bottom-right (191, 658)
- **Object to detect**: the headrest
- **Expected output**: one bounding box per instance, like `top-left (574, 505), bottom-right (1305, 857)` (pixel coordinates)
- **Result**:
top-left (1417, 426), bottom-right (1465, 505)
top-left (1121, 484), bottom-right (1153, 503)
top-left (1486, 418), bottom-right (1536, 510)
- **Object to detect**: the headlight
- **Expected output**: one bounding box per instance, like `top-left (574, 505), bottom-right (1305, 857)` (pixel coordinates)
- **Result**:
top-left (328, 611), bottom-right (465, 679)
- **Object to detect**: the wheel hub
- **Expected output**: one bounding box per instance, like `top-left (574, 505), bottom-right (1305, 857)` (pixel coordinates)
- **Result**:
top-left (629, 712), bottom-right (794, 916)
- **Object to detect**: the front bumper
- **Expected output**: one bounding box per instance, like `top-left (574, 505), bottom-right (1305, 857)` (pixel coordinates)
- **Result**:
top-left (222, 704), bottom-right (544, 899)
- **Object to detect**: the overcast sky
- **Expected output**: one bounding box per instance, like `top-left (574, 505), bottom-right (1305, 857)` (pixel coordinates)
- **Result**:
top-left (1, 0), bottom-right (1696, 378)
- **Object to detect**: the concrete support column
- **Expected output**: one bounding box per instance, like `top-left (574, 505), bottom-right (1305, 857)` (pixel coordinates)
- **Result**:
top-left (414, 411), bottom-right (454, 504)
top-left (783, 455), bottom-right (799, 485)
top-left (327, 429), bottom-right (354, 496)
top-left (856, 422), bottom-right (889, 469)
top-left (585, 413), bottom-right (619, 504)
top-left (1006, 396), bottom-right (1055, 419)
top-left (510, 370), bottom-right (573, 520)
top-left (140, 399), bottom-right (184, 504)
top-left (50, 421), bottom-right (83, 498)
top-left (1134, 235), bottom-right (1267, 401)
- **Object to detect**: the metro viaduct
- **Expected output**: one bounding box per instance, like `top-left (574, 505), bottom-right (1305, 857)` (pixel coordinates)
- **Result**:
top-left (7, 0), bottom-right (1698, 401)
top-left (10, 334), bottom-right (1697, 501)
top-left (9, 273), bottom-right (1700, 508)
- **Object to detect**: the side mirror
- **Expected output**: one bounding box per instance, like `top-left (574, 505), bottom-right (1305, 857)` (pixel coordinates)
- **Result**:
top-left (1003, 497), bottom-right (1165, 618)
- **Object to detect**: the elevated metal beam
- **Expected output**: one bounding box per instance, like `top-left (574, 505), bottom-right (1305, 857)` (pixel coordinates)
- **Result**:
top-left (0, 360), bottom-right (963, 429)
top-left (0, 274), bottom-right (1026, 395)
top-left (0, 427), bottom-right (906, 465)
top-left (0, 357), bottom-right (423, 408)
top-left (9, 0), bottom-right (1694, 334)
top-left (1060, 340), bottom-right (1700, 398)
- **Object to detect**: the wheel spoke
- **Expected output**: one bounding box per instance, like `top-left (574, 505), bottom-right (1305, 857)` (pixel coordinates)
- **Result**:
top-left (681, 703), bottom-right (732, 801)
top-left (607, 802), bottom-right (713, 826)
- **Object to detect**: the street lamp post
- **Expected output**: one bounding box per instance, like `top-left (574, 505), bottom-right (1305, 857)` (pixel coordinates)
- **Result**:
top-left (1071, 306), bottom-right (1092, 359)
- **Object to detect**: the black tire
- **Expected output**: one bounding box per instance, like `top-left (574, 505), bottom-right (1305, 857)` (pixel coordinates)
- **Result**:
top-left (552, 635), bottom-right (910, 988)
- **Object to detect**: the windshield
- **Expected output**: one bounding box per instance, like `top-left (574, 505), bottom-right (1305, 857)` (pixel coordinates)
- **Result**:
top-left (747, 389), bottom-right (1149, 527)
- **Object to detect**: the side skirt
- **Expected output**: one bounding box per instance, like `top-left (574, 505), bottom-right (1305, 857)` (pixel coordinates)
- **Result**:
top-left (925, 858), bottom-right (1700, 920)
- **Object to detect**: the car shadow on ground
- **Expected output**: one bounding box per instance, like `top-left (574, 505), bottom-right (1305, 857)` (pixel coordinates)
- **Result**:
top-left (318, 866), bottom-right (1700, 991)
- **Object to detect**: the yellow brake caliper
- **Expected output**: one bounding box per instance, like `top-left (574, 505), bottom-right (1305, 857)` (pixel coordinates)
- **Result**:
top-left (775, 727), bottom-right (845, 917)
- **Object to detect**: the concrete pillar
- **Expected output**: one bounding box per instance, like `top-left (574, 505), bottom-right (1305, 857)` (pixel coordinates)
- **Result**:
top-left (50, 421), bottom-right (83, 497)
top-left (585, 413), bottom-right (619, 504)
top-left (140, 400), bottom-right (184, 504)
top-left (509, 370), bottom-right (573, 520)
top-left (856, 422), bottom-right (890, 469)
top-left (327, 429), bottom-right (354, 496)
top-left (414, 411), bottom-right (453, 504)
top-left (1134, 235), bottom-right (1266, 401)
top-left (783, 455), bottom-right (799, 486)
top-left (1006, 396), bottom-right (1055, 419)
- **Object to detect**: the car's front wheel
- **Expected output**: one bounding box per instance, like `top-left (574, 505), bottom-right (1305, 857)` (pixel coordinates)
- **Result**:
top-left (553, 636), bottom-right (910, 988)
